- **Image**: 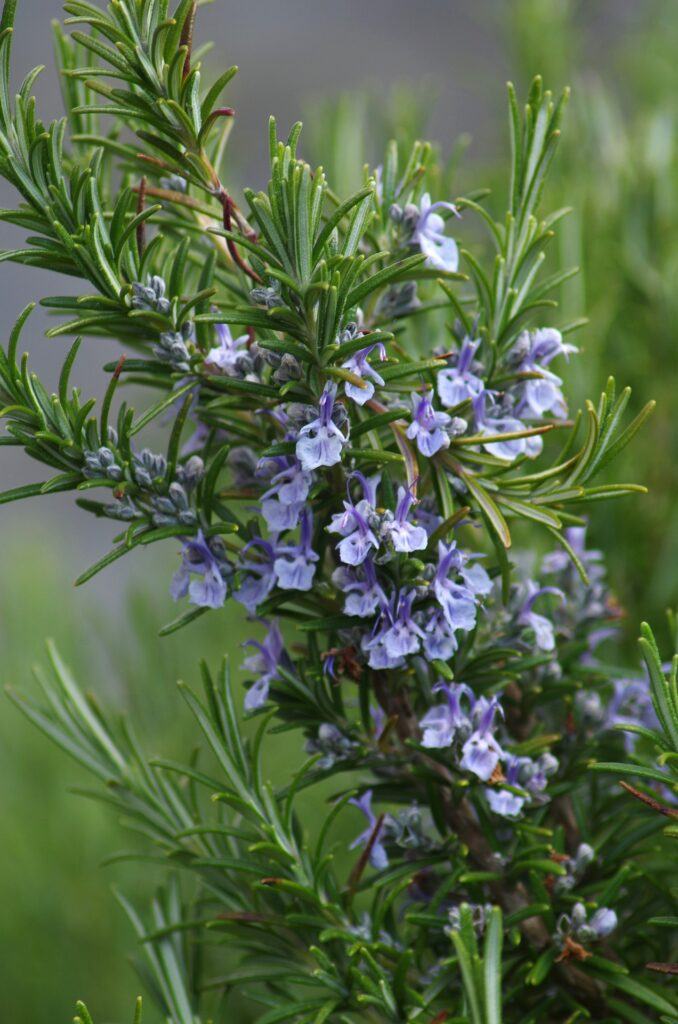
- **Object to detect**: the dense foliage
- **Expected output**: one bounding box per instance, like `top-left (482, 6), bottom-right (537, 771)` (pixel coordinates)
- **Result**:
top-left (0, 1), bottom-right (675, 1021)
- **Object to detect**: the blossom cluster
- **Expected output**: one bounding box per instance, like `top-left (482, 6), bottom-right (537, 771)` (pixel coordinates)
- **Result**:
top-left (164, 298), bottom-right (579, 710)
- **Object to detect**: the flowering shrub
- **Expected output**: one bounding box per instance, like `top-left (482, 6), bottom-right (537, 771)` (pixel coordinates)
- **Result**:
top-left (0, 1), bottom-right (676, 1021)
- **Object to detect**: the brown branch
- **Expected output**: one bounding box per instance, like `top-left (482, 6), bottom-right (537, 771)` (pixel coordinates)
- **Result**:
top-left (620, 780), bottom-right (678, 818)
top-left (136, 176), bottom-right (147, 257)
top-left (646, 961), bottom-right (678, 975)
top-left (135, 152), bottom-right (178, 175)
top-left (132, 183), bottom-right (213, 216)
top-left (179, 1), bottom-right (197, 79)
top-left (112, 355), bottom-right (126, 382)
top-left (347, 813), bottom-right (385, 896)
top-left (219, 188), bottom-right (263, 284)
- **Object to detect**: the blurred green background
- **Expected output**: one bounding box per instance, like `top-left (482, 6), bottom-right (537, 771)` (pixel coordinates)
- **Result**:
top-left (0, 1), bottom-right (676, 1020)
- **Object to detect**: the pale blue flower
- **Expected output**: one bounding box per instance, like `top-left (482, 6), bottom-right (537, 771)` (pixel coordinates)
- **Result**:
top-left (437, 338), bottom-right (485, 408)
top-left (328, 473), bottom-right (381, 566)
top-left (406, 390), bottom-right (451, 456)
top-left (381, 591), bottom-right (425, 659)
top-left (274, 509), bottom-right (319, 590)
top-left (603, 674), bottom-right (660, 751)
top-left (331, 500), bottom-right (379, 566)
top-left (485, 755), bottom-right (527, 818)
top-left (259, 454), bottom-right (310, 531)
top-left (335, 558), bottom-right (387, 617)
top-left (588, 908), bottom-right (618, 938)
top-left (382, 486), bottom-right (428, 553)
top-left (349, 790), bottom-right (389, 869)
top-left (342, 342), bottom-right (387, 405)
top-left (485, 750), bottom-right (558, 817)
top-left (261, 497), bottom-right (304, 531)
top-left (433, 541), bottom-right (480, 633)
top-left (412, 192), bottom-right (460, 272)
top-left (235, 536), bottom-right (278, 613)
top-left (296, 382), bottom-right (348, 470)
top-left (542, 525), bottom-right (603, 579)
top-left (242, 620), bottom-right (285, 711)
top-left (517, 582), bottom-right (564, 652)
top-left (263, 458), bottom-right (313, 505)
top-left (205, 322), bottom-right (250, 376)
top-left (509, 327), bottom-right (577, 420)
top-left (422, 610), bottom-right (459, 661)
top-left (361, 616), bottom-right (406, 670)
top-left (420, 682), bottom-right (473, 749)
top-left (260, 456), bottom-right (313, 540)
top-left (171, 530), bottom-right (229, 609)
top-left (460, 696), bottom-right (504, 781)
top-left (472, 392), bottom-right (543, 461)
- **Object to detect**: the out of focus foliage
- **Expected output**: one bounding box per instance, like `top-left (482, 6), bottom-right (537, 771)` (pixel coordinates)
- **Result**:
top-left (506, 0), bottom-right (678, 634)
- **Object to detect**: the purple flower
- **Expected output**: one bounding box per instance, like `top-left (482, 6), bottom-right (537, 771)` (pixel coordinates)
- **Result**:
top-left (241, 620), bottom-right (285, 711)
top-left (330, 499), bottom-right (379, 566)
top-left (335, 558), bottom-right (387, 617)
top-left (433, 541), bottom-right (481, 633)
top-left (420, 682), bottom-right (473, 748)
top-left (485, 755), bottom-right (527, 818)
top-left (588, 908), bottom-right (618, 938)
top-left (517, 582), bottom-right (564, 652)
top-left (261, 457), bottom-right (312, 532)
top-left (382, 486), bottom-right (428, 553)
top-left (411, 192), bottom-right (460, 272)
top-left (437, 339), bottom-right (485, 408)
top-left (171, 530), bottom-right (229, 609)
top-left (486, 788), bottom-right (525, 817)
top-left (472, 393), bottom-right (543, 461)
top-left (274, 509), bottom-right (319, 590)
top-left (406, 391), bottom-right (451, 456)
top-left (460, 696), bottom-right (504, 781)
top-left (235, 536), bottom-right (278, 613)
top-left (349, 790), bottom-right (389, 869)
top-left (296, 382), bottom-right (348, 470)
top-left (542, 525), bottom-right (604, 582)
top-left (342, 342), bottom-right (387, 405)
top-left (381, 591), bottom-right (425, 659)
top-left (181, 420), bottom-right (211, 456)
top-left (361, 615), bottom-right (406, 670)
top-left (485, 740), bottom-right (556, 815)
top-left (422, 609), bottom-right (460, 661)
top-left (329, 473), bottom-right (382, 566)
top-left (523, 752), bottom-right (559, 795)
top-left (603, 675), bottom-right (659, 751)
top-left (204, 322), bottom-right (250, 376)
top-left (510, 328), bottom-right (577, 420)
top-left (260, 497), bottom-right (304, 531)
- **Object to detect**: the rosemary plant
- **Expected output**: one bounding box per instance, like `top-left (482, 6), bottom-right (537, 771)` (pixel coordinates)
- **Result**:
top-left (0, 1), bottom-right (676, 1021)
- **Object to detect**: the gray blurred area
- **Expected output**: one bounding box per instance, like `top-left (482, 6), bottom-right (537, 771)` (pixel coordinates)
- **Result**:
top-left (0, 0), bottom-right (637, 605)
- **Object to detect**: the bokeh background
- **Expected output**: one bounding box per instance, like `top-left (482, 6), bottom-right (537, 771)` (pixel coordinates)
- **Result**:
top-left (0, 1), bottom-right (676, 1020)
